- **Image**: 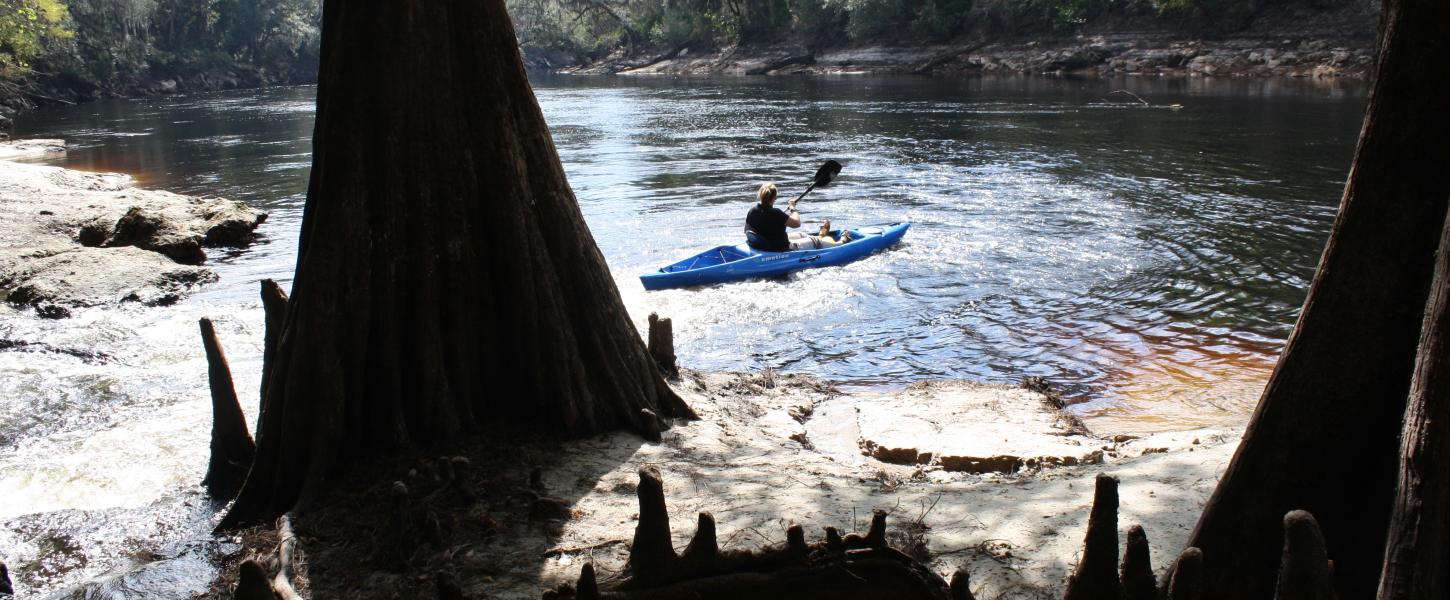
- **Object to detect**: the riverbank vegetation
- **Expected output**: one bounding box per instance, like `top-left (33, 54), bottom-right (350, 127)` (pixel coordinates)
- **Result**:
top-left (509, 0), bottom-right (1377, 63)
top-left (0, 0), bottom-right (320, 113)
top-left (0, 0), bottom-right (1376, 123)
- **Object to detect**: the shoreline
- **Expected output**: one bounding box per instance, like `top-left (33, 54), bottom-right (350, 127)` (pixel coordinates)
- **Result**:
top-left (544, 32), bottom-right (1374, 79)
top-left (0, 67), bottom-right (314, 136)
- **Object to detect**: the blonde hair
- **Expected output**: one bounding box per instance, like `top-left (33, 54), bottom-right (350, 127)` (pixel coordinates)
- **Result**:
top-left (757, 182), bottom-right (778, 204)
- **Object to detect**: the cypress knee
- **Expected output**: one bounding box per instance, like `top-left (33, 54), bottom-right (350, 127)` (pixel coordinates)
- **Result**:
top-left (1120, 524), bottom-right (1155, 600)
top-left (1274, 510), bottom-right (1335, 600)
top-left (1063, 474), bottom-right (1120, 600)
top-left (627, 467), bottom-right (677, 585)
top-left (200, 318), bottom-right (255, 501)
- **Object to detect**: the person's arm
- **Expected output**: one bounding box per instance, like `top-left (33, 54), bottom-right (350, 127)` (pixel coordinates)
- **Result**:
top-left (785, 202), bottom-right (801, 228)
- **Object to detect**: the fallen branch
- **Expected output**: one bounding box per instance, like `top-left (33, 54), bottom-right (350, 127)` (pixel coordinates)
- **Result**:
top-left (24, 91), bottom-right (75, 105)
top-left (911, 41), bottom-right (989, 75)
top-left (744, 54), bottom-right (815, 76)
top-left (542, 539), bottom-right (627, 558)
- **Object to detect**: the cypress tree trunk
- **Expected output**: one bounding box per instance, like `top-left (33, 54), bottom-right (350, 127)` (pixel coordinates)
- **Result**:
top-left (1377, 207), bottom-right (1450, 600)
top-left (221, 0), bottom-right (692, 527)
top-left (1185, 0), bottom-right (1450, 596)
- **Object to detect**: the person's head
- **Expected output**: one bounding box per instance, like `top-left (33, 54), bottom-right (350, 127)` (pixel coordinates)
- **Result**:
top-left (757, 182), bottom-right (778, 207)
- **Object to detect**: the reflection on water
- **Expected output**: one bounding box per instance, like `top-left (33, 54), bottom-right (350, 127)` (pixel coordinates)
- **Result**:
top-left (2, 75), bottom-right (1364, 595)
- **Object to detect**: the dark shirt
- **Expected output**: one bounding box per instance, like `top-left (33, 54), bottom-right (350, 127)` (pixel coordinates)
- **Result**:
top-left (745, 204), bottom-right (790, 251)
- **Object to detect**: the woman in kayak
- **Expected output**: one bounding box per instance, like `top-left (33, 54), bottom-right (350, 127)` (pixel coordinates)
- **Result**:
top-left (744, 182), bottom-right (851, 251)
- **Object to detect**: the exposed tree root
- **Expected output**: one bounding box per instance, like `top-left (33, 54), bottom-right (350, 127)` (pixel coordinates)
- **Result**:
top-left (232, 515), bottom-right (306, 600)
top-left (550, 469), bottom-right (957, 599)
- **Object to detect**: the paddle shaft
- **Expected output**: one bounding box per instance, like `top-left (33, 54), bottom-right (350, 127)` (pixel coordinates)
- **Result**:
top-left (789, 182), bottom-right (819, 207)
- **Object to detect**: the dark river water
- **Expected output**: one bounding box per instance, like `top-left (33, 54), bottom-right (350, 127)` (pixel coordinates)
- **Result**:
top-left (0, 74), bottom-right (1365, 595)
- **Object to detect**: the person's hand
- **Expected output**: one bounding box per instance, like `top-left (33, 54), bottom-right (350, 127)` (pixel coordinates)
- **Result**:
top-left (787, 201), bottom-right (797, 213)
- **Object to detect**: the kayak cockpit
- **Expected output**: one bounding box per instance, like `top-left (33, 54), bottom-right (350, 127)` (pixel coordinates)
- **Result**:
top-left (660, 245), bottom-right (754, 273)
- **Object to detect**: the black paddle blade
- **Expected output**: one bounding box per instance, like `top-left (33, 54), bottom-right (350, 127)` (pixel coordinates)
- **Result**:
top-left (814, 160), bottom-right (843, 187)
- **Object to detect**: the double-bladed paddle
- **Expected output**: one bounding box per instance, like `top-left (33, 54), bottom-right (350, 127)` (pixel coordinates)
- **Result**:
top-left (788, 160), bottom-right (842, 209)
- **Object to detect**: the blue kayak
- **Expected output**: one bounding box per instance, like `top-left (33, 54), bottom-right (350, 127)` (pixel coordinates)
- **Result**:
top-left (640, 223), bottom-right (910, 290)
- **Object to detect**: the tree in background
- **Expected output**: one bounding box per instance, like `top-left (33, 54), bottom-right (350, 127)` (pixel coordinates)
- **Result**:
top-left (64, 0), bottom-right (165, 81)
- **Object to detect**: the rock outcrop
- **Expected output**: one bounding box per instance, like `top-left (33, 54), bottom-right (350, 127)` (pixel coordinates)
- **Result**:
top-left (0, 141), bottom-right (266, 316)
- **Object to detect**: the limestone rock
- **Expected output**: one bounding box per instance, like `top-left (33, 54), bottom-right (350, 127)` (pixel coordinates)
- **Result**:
top-left (0, 138), bottom-right (64, 160)
top-left (854, 381), bottom-right (1100, 473)
top-left (0, 152), bottom-right (264, 313)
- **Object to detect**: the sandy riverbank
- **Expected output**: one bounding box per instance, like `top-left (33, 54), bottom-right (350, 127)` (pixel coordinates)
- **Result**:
top-left (216, 370), bottom-right (1241, 599)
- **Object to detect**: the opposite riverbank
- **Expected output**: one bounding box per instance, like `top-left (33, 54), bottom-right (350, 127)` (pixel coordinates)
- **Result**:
top-left (556, 33), bottom-right (1373, 79)
top-left (534, 2), bottom-right (1376, 79)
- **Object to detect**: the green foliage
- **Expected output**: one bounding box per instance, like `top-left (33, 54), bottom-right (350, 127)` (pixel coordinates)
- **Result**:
top-left (843, 0), bottom-right (908, 40)
top-left (727, 0), bottom-right (792, 42)
top-left (1151, 0), bottom-right (1257, 22)
top-left (509, 0), bottom-right (642, 55)
top-left (0, 0), bottom-right (73, 76)
top-left (658, 0), bottom-right (724, 45)
top-left (789, 0), bottom-right (847, 45)
top-left (507, 0), bottom-right (1285, 54)
top-left (911, 0), bottom-right (972, 39)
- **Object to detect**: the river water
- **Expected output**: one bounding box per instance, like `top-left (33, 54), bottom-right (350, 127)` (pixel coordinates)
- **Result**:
top-left (1, 75), bottom-right (1365, 595)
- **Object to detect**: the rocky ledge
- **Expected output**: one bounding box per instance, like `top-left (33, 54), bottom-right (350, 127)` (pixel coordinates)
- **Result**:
top-left (0, 140), bottom-right (266, 317)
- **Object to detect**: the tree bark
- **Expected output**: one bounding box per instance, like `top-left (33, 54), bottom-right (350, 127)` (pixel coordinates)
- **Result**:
top-left (1377, 205), bottom-right (1450, 600)
top-left (221, 0), bottom-right (692, 528)
top-left (1184, 0), bottom-right (1450, 595)
top-left (258, 278), bottom-right (288, 411)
